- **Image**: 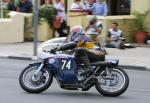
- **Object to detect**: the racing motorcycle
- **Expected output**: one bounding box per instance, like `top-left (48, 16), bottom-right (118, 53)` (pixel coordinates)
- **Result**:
top-left (19, 46), bottom-right (129, 97)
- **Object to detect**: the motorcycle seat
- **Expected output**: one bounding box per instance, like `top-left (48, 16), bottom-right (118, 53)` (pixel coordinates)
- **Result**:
top-left (91, 59), bottom-right (119, 66)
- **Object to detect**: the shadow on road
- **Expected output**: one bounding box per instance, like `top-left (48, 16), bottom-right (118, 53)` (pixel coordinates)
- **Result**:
top-left (33, 91), bottom-right (129, 100)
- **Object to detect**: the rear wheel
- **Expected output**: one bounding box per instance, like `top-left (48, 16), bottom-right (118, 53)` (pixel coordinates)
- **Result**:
top-left (19, 64), bottom-right (53, 93)
top-left (95, 67), bottom-right (129, 97)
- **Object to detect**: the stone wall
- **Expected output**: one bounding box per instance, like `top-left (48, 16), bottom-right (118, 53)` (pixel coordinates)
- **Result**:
top-left (143, 11), bottom-right (150, 34)
top-left (0, 12), bottom-right (24, 43)
top-left (24, 14), bottom-right (53, 41)
top-left (24, 14), bottom-right (34, 41)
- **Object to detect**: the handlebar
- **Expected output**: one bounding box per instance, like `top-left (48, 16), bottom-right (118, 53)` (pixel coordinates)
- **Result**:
top-left (42, 47), bottom-right (59, 54)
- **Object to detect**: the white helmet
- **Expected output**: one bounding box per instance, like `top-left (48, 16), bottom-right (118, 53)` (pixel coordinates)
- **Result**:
top-left (70, 25), bottom-right (84, 41)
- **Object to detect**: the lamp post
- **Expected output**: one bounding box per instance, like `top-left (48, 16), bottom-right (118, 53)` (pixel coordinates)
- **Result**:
top-left (0, 0), bottom-right (3, 18)
top-left (33, 0), bottom-right (39, 56)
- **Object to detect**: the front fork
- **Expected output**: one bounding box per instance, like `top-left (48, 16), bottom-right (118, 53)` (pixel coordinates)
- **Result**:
top-left (34, 63), bottom-right (44, 76)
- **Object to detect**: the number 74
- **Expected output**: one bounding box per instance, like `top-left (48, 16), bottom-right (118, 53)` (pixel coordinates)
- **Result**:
top-left (61, 60), bottom-right (71, 70)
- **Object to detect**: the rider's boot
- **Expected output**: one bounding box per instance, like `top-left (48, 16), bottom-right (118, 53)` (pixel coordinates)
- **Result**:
top-left (78, 56), bottom-right (93, 76)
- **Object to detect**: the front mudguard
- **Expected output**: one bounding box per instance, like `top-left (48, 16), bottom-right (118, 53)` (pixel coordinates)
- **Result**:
top-left (29, 62), bottom-right (42, 67)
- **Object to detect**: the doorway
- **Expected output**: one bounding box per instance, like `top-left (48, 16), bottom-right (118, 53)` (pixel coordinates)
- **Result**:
top-left (107, 0), bottom-right (131, 15)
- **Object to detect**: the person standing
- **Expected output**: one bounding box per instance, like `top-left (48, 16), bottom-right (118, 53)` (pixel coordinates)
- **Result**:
top-left (16, 0), bottom-right (33, 13)
top-left (86, 0), bottom-right (96, 15)
top-left (44, 0), bottom-right (53, 5)
top-left (4, 0), bottom-right (16, 11)
top-left (92, 0), bottom-right (108, 16)
top-left (71, 0), bottom-right (84, 9)
top-left (54, 0), bottom-right (67, 37)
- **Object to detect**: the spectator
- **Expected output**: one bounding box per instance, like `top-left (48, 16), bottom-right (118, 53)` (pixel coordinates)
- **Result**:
top-left (16, 0), bottom-right (33, 13)
top-left (4, 0), bottom-right (16, 11)
top-left (86, 0), bottom-right (95, 15)
top-left (42, 0), bottom-right (53, 7)
top-left (44, 0), bottom-right (53, 5)
top-left (106, 22), bottom-right (125, 49)
top-left (92, 0), bottom-right (108, 16)
top-left (54, 0), bottom-right (67, 37)
top-left (71, 0), bottom-right (84, 10)
top-left (85, 17), bottom-right (106, 48)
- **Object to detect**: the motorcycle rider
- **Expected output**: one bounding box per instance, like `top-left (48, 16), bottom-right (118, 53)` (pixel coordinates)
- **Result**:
top-left (52, 25), bottom-right (106, 76)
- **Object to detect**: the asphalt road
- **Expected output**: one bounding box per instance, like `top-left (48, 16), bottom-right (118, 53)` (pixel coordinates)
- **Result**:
top-left (0, 58), bottom-right (150, 103)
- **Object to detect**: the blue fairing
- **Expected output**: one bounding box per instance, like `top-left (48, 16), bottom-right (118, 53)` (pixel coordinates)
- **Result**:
top-left (47, 54), bottom-right (78, 83)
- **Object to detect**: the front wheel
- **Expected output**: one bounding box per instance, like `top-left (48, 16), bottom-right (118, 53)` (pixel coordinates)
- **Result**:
top-left (95, 67), bottom-right (129, 97)
top-left (19, 64), bottom-right (53, 93)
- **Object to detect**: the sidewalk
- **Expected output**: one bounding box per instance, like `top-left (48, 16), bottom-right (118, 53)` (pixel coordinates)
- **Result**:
top-left (0, 42), bottom-right (150, 70)
top-left (0, 42), bottom-right (35, 60)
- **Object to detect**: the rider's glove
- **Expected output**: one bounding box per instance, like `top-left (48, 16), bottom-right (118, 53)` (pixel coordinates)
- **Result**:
top-left (50, 46), bottom-right (60, 54)
top-left (50, 48), bottom-right (56, 54)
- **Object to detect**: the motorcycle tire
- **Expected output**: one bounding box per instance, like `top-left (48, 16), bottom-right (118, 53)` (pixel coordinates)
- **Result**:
top-left (95, 67), bottom-right (129, 97)
top-left (19, 64), bottom-right (53, 93)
